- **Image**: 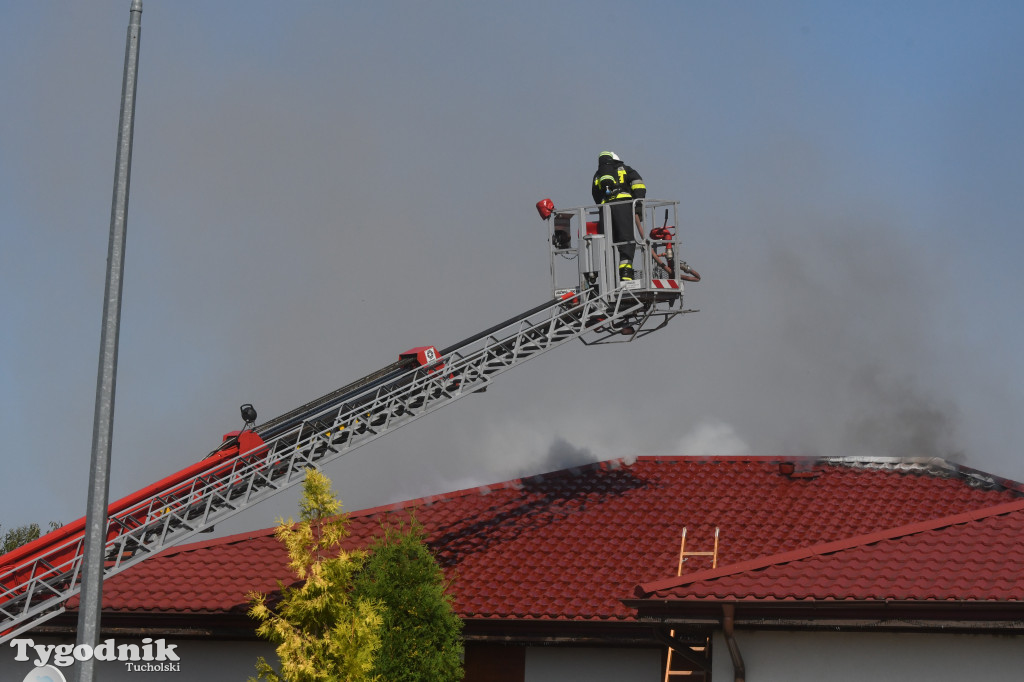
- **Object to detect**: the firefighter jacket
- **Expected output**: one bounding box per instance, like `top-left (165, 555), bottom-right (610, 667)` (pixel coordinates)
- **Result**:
top-left (592, 160), bottom-right (646, 205)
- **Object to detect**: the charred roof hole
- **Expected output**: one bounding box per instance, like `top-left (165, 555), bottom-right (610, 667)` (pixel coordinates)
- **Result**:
top-left (778, 461), bottom-right (823, 479)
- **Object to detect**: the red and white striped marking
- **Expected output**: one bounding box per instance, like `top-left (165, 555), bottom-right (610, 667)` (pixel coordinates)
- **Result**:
top-left (651, 279), bottom-right (681, 289)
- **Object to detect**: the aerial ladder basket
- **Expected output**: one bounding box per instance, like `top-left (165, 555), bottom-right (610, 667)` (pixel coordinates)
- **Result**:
top-left (538, 197), bottom-right (699, 342)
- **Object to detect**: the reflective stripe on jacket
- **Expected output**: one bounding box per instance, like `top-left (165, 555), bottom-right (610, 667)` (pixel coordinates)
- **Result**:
top-left (592, 162), bottom-right (646, 204)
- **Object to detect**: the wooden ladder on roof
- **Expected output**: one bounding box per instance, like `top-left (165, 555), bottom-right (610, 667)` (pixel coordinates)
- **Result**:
top-left (663, 527), bottom-right (719, 681)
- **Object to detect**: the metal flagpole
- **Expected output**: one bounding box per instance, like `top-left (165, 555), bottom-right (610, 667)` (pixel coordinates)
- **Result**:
top-left (75, 2), bottom-right (142, 681)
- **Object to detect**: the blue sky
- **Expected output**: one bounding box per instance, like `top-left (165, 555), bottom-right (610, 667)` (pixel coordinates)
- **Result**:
top-left (1, 1), bottom-right (1022, 534)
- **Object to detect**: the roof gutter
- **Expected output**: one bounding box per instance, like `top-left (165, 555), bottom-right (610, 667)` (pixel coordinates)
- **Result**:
top-left (722, 604), bottom-right (745, 682)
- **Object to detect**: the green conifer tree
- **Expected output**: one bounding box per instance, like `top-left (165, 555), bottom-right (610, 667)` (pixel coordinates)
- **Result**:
top-left (352, 518), bottom-right (464, 682)
top-left (248, 468), bottom-right (383, 682)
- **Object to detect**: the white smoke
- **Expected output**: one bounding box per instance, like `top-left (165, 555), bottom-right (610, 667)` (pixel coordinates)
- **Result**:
top-left (675, 421), bottom-right (751, 456)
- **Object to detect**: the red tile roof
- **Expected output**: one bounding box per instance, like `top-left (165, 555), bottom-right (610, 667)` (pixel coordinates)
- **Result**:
top-left (635, 499), bottom-right (1024, 604)
top-left (82, 457), bottom-right (1023, 624)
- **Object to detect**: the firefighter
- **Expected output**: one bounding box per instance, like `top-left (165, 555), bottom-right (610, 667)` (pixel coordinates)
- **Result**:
top-left (591, 151), bottom-right (646, 281)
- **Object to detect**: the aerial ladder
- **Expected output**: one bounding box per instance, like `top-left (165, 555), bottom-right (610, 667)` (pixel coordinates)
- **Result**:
top-left (0, 198), bottom-right (699, 642)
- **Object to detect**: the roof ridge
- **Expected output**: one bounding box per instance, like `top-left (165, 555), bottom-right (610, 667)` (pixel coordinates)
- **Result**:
top-left (346, 457), bottom-right (636, 519)
top-left (636, 498), bottom-right (1024, 597)
top-left (347, 454), bottom-right (917, 519)
top-left (636, 455), bottom-right (812, 462)
top-left (154, 525), bottom-right (280, 557)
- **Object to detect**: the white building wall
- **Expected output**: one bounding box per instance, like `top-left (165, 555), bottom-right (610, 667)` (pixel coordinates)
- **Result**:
top-left (11, 630), bottom-right (1022, 681)
top-left (711, 630), bottom-right (1024, 682)
top-left (525, 646), bottom-right (661, 682)
top-left (3, 638), bottom-right (663, 682)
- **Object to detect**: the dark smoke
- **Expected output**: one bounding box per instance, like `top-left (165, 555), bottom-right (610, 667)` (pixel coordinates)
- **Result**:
top-left (842, 367), bottom-right (965, 462)
top-left (524, 436), bottom-right (599, 476)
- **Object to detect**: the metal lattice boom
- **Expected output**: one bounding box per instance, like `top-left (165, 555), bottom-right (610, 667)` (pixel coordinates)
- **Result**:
top-left (0, 283), bottom-right (691, 642)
